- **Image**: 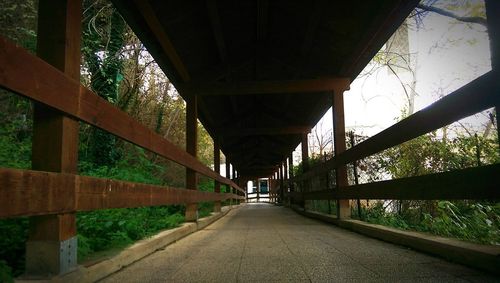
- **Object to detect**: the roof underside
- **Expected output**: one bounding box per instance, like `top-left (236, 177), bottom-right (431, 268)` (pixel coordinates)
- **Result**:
top-left (112, 0), bottom-right (419, 178)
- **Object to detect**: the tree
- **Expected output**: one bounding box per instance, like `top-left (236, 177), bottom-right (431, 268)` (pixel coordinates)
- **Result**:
top-left (81, 0), bottom-right (126, 167)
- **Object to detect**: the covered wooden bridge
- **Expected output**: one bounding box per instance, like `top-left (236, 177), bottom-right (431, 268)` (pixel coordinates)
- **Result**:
top-left (0, 0), bottom-right (499, 281)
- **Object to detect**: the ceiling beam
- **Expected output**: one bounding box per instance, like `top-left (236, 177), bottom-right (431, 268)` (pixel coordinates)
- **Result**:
top-left (207, 0), bottom-right (228, 63)
top-left (294, 0), bottom-right (327, 78)
top-left (133, 0), bottom-right (191, 83)
top-left (339, 0), bottom-right (420, 79)
top-left (219, 126), bottom-right (311, 136)
top-left (181, 77), bottom-right (350, 96)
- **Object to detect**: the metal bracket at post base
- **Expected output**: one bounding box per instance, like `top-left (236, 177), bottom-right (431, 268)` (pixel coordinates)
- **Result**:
top-left (24, 236), bottom-right (78, 279)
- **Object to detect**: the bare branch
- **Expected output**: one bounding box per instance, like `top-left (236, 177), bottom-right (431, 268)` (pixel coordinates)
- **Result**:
top-left (416, 4), bottom-right (487, 27)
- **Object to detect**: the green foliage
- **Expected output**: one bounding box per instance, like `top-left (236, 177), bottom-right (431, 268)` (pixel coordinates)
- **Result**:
top-left (359, 201), bottom-right (500, 245)
top-left (80, 145), bottom-right (165, 185)
top-left (0, 132), bottom-right (31, 170)
top-left (77, 207), bottom-right (184, 261)
top-left (0, 0), bottom-right (37, 53)
top-left (82, 1), bottom-right (127, 168)
top-left (198, 180), bottom-right (215, 218)
top-left (0, 218), bottom-right (28, 278)
top-left (361, 202), bottom-right (411, 230)
top-left (0, 94), bottom-right (32, 169)
top-left (77, 144), bottom-right (186, 262)
top-left (419, 201), bottom-right (500, 245)
top-left (0, 260), bottom-right (14, 283)
top-left (353, 128), bottom-right (500, 245)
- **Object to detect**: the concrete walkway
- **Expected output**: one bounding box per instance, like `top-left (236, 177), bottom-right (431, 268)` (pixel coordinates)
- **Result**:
top-left (101, 204), bottom-right (497, 282)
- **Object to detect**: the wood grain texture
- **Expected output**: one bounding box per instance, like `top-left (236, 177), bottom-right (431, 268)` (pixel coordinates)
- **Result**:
top-left (298, 164), bottom-right (500, 200)
top-left (181, 78), bottom-right (350, 96)
top-left (0, 36), bottom-right (242, 193)
top-left (0, 168), bottom-right (243, 218)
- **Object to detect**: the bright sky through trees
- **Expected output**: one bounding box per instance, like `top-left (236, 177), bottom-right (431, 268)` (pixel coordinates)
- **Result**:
top-left (299, 0), bottom-right (491, 164)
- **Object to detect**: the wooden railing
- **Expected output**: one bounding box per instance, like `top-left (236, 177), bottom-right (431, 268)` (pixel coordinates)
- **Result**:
top-left (0, 36), bottom-right (244, 220)
top-left (289, 70), bottom-right (500, 203)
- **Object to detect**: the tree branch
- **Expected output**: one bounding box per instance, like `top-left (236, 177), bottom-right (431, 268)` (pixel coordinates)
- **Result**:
top-left (417, 4), bottom-right (487, 27)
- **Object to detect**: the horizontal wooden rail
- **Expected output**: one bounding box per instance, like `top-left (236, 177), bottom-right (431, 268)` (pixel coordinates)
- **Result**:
top-left (292, 164), bottom-right (500, 200)
top-left (294, 70), bottom-right (500, 182)
top-left (0, 167), bottom-right (244, 219)
top-left (0, 36), bottom-right (242, 193)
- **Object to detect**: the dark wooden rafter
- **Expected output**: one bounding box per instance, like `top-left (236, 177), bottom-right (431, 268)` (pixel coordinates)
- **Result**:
top-left (339, 0), bottom-right (420, 79)
top-left (134, 0), bottom-right (221, 142)
top-left (192, 55), bottom-right (256, 82)
top-left (218, 126), bottom-right (310, 137)
top-left (133, 0), bottom-right (190, 82)
top-left (205, 0), bottom-right (243, 126)
top-left (255, 0), bottom-right (269, 79)
top-left (207, 0), bottom-right (228, 64)
top-left (294, 0), bottom-right (327, 78)
top-left (181, 78), bottom-right (350, 96)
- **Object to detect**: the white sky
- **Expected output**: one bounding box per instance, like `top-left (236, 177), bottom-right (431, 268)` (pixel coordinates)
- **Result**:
top-left (293, 2), bottom-right (492, 165)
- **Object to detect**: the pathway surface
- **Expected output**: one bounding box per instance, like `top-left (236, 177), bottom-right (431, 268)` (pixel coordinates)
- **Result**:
top-left (101, 203), bottom-right (497, 282)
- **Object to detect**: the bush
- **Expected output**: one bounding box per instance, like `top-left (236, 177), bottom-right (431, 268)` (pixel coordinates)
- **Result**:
top-left (77, 207), bottom-right (184, 261)
top-left (0, 218), bottom-right (28, 278)
top-left (360, 201), bottom-right (500, 245)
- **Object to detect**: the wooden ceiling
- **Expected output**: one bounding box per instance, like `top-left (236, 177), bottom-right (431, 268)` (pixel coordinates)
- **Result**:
top-left (112, 0), bottom-right (419, 178)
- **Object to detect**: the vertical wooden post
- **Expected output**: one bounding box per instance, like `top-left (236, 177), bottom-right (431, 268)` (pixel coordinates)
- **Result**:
top-left (288, 153), bottom-right (294, 190)
top-left (485, 0), bottom-right (500, 145)
top-left (277, 163), bottom-right (283, 203)
top-left (333, 91), bottom-right (350, 219)
top-left (225, 159), bottom-right (232, 206)
top-left (300, 133), bottom-right (309, 209)
top-left (283, 158), bottom-right (288, 206)
top-left (301, 134), bottom-right (309, 172)
top-left (26, 0), bottom-right (82, 277)
top-left (288, 152), bottom-right (295, 205)
top-left (214, 140), bottom-right (221, 212)
top-left (243, 181), bottom-right (249, 202)
top-left (185, 93), bottom-right (198, 221)
top-left (256, 178), bottom-right (260, 202)
top-left (232, 167), bottom-right (238, 203)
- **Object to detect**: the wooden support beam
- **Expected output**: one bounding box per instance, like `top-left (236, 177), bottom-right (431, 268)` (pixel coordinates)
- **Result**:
top-left (225, 157), bottom-right (232, 205)
top-left (0, 168), bottom-right (243, 219)
top-left (332, 90), bottom-right (350, 219)
top-left (301, 133), bottom-right (309, 172)
top-left (133, 0), bottom-right (190, 82)
top-left (218, 126), bottom-right (311, 136)
top-left (206, 0), bottom-right (228, 64)
top-left (298, 164), bottom-right (500, 200)
top-left (288, 152), bottom-right (294, 193)
top-left (27, 0), bottom-right (82, 276)
top-left (486, 0), bottom-right (500, 145)
top-left (213, 139), bottom-right (221, 212)
top-left (180, 78), bottom-right (350, 96)
top-left (294, 0), bottom-right (327, 78)
top-left (339, 0), bottom-right (420, 79)
top-left (256, 178), bottom-right (260, 201)
top-left (185, 94), bottom-right (198, 221)
top-left (0, 36), bottom-right (243, 193)
top-left (283, 158), bottom-right (288, 204)
top-left (255, 0), bottom-right (269, 80)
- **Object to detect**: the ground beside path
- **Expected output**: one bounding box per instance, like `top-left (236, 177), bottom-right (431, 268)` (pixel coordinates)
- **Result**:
top-left (101, 203), bottom-right (497, 282)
